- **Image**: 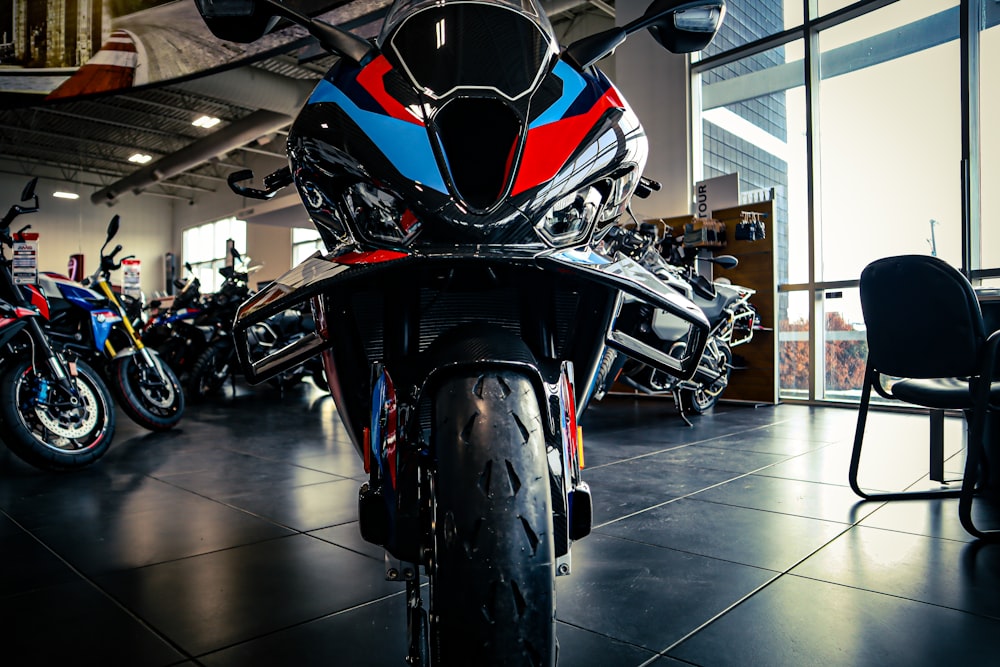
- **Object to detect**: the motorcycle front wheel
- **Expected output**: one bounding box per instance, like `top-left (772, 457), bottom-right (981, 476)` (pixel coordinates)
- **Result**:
top-left (682, 344), bottom-right (733, 415)
top-left (112, 350), bottom-right (185, 431)
top-left (187, 340), bottom-right (234, 400)
top-left (0, 357), bottom-right (115, 470)
top-left (430, 370), bottom-right (556, 667)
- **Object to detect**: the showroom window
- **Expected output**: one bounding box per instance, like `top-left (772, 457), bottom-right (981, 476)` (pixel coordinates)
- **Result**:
top-left (980, 0), bottom-right (1000, 281)
top-left (692, 0), bottom-right (993, 402)
top-left (182, 217), bottom-right (247, 293)
top-left (291, 227), bottom-right (323, 266)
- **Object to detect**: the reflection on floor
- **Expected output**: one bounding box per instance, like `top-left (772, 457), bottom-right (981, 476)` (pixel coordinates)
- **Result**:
top-left (3, 383), bottom-right (1000, 666)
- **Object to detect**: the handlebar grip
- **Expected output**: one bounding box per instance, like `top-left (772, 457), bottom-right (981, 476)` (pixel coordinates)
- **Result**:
top-left (109, 244), bottom-right (123, 259)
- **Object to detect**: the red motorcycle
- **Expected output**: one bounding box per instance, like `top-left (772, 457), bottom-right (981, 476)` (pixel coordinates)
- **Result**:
top-left (0, 178), bottom-right (116, 470)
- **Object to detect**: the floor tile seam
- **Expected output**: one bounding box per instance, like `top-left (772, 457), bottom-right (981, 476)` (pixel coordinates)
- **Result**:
top-left (215, 445), bottom-right (360, 480)
top-left (639, 523), bottom-right (857, 666)
top-left (0, 508), bottom-right (196, 662)
top-left (146, 473), bottom-right (321, 534)
top-left (775, 571), bottom-right (1000, 623)
top-left (587, 529), bottom-right (784, 577)
top-left (551, 620), bottom-right (661, 661)
top-left (678, 492), bottom-right (872, 527)
top-left (303, 528), bottom-right (386, 563)
top-left (750, 466), bottom-right (962, 498)
top-left (192, 589), bottom-right (409, 661)
top-left (150, 459), bottom-right (353, 485)
top-left (635, 572), bottom-right (786, 667)
top-left (583, 420), bottom-right (795, 471)
top-left (833, 520), bottom-right (976, 545)
top-left (591, 462), bottom-right (799, 530)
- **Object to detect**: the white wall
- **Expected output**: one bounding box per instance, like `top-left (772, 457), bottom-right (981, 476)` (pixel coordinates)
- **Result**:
top-left (0, 174), bottom-right (175, 295)
top-left (613, 0), bottom-right (693, 220)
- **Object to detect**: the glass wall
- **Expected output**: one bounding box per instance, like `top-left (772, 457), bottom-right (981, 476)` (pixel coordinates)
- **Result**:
top-left (981, 1), bottom-right (1000, 272)
top-left (181, 217), bottom-right (247, 293)
top-left (692, 0), bottom-right (992, 403)
top-left (817, 1), bottom-right (961, 281)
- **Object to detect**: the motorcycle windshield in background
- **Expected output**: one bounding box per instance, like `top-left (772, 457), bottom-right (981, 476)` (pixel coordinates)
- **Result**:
top-left (381, 0), bottom-right (558, 100)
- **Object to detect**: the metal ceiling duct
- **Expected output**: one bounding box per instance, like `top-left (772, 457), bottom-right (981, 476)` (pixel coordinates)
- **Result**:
top-left (90, 109), bottom-right (293, 205)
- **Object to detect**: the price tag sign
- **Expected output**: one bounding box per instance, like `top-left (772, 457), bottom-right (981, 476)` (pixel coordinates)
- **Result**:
top-left (122, 258), bottom-right (142, 299)
top-left (12, 232), bottom-right (39, 285)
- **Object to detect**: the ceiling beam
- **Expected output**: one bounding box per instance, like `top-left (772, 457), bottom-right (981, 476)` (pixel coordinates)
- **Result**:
top-left (91, 110), bottom-right (292, 205)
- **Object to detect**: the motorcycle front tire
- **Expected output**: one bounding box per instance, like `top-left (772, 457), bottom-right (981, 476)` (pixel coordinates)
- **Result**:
top-left (112, 350), bottom-right (185, 431)
top-left (682, 344), bottom-right (733, 415)
top-left (187, 340), bottom-right (234, 400)
top-left (430, 370), bottom-right (556, 667)
top-left (0, 357), bottom-right (115, 471)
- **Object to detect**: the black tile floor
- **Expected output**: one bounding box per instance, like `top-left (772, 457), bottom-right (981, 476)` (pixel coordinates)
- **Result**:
top-left (3, 382), bottom-right (1000, 666)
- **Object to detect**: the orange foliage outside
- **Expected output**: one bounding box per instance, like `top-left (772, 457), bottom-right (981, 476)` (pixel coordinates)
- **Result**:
top-left (780, 312), bottom-right (868, 391)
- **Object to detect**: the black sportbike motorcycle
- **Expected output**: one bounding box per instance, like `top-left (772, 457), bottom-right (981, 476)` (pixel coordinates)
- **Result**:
top-left (194, 0), bottom-right (724, 663)
top-left (185, 251), bottom-right (254, 399)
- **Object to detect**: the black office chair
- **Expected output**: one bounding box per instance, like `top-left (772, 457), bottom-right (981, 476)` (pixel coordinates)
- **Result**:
top-left (849, 254), bottom-right (1000, 541)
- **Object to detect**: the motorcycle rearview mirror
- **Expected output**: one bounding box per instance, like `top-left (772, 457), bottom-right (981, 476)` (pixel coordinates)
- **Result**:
top-left (20, 177), bottom-right (38, 203)
top-left (194, 0), bottom-right (375, 64)
top-left (106, 215), bottom-right (120, 243)
top-left (567, 0), bottom-right (725, 66)
top-left (710, 255), bottom-right (739, 270)
top-left (101, 214), bottom-right (121, 256)
top-left (639, 0), bottom-right (726, 54)
top-left (185, 262), bottom-right (194, 273)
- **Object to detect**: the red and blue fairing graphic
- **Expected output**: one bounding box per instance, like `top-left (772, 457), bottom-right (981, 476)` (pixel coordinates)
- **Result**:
top-left (305, 55), bottom-right (448, 195)
top-left (514, 61), bottom-right (626, 195)
top-left (302, 54), bottom-right (628, 204)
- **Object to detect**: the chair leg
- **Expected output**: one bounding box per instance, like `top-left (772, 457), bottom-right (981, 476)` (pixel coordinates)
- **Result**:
top-left (848, 370), bottom-right (875, 499)
top-left (849, 367), bottom-right (961, 501)
top-left (929, 409), bottom-right (945, 483)
top-left (958, 400), bottom-right (1000, 541)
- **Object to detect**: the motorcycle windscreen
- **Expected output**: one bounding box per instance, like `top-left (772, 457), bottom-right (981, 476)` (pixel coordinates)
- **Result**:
top-left (383, 0), bottom-right (557, 101)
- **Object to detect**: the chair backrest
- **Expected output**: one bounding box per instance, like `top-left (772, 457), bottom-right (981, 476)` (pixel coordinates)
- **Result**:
top-left (860, 255), bottom-right (985, 379)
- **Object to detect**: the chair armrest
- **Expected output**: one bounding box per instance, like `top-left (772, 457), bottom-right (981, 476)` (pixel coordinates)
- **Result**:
top-left (871, 371), bottom-right (896, 401)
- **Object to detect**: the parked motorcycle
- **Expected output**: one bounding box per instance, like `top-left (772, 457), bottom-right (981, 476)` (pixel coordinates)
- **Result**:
top-left (194, 0), bottom-right (723, 663)
top-left (41, 215), bottom-right (185, 431)
top-left (244, 302), bottom-right (328, 392)
top-left (185, 249), bottom-right (254, 399)
top-left (593, 220), bottom-right (757, 421)
top-left (140, 264), bottom-right (208, 380)
top-left (0, 178), bottom-right (115, 470)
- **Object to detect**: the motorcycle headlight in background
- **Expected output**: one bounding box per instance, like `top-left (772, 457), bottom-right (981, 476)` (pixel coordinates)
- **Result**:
top-left (534, 186), bottom-right (604, 247)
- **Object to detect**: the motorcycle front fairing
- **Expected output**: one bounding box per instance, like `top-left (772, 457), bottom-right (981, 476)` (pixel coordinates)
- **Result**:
top-left (268, 0), bottom-right (708, 397)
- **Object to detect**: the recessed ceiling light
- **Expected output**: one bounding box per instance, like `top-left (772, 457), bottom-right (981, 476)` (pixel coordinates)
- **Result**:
top-left (193, 115), bottom-right (221, 128)
top-left (53, 191), bottom-right (79, 200)
top-left (129, 153), bottom-right (153, 164)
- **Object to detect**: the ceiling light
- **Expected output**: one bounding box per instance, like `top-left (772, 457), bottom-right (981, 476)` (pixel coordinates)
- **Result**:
top-left (192, 115), bottom-right (221, 128)
top-left (53, 191), bottom-right (79, 200)
top-left (129, 153), bottom-right (153, 164)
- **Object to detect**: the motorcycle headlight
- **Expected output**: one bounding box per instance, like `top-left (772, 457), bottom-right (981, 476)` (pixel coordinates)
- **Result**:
top-left (345, 181), bottom-right (422, 246)
top-left (535, 186), bottom-right (604, 247)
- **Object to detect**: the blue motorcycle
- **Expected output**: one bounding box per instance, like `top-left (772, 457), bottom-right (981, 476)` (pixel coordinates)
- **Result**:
top-left (41, 216), bottom-right (185, 431)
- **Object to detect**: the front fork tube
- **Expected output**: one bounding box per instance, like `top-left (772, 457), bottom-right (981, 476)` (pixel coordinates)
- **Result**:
top-left (26, 318), bottom-right (81, 402)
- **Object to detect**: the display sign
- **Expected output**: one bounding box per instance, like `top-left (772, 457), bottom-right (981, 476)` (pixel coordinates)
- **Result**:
top-left (122, 257), bottom-right (141, 299)
top-left (694, 173), bottom-right (740, 219)
top-left (12, 231), bottom-right (39, 285)
top-left (0, 0), bottom-right (387, 105)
